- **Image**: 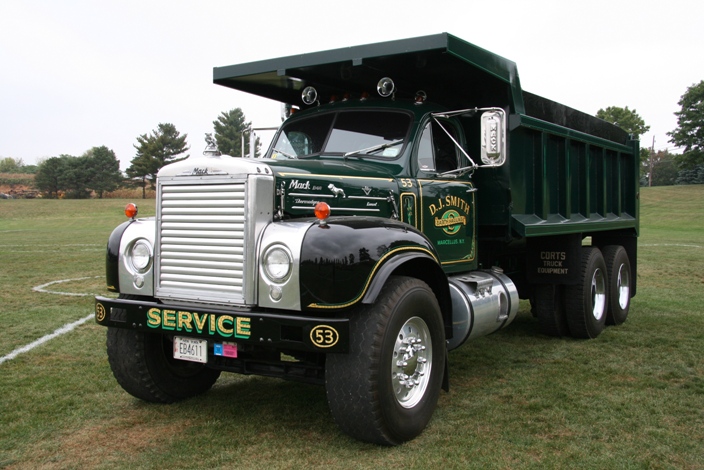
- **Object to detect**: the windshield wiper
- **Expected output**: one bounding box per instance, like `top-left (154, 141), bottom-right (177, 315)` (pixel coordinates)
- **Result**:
top-left (437, 164), bottom-right (478, 179)
top-left (271, 147), bottom-right (297, 159)
top-left (343, 139), bottom-right (404, 159)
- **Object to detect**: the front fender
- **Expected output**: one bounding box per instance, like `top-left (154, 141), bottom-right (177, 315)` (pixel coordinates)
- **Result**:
top-left (105, 220), bottom-right (133, 292)
top-left (299, 217), bottom-right (441, 311)
top-left (103, 217), bottom-right (157, 296)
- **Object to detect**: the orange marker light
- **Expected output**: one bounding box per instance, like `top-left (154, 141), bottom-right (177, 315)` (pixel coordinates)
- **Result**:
top-left (314, 201), bottom-right (330, 220)
top-left (125, 203), bottom-right (138, 219)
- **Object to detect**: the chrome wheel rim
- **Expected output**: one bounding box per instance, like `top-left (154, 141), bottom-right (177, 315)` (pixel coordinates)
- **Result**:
top-left (591, 268), bottom-right (606, 321)
top-left (391, 316), bottom-right (432, 408)
top-left (617, 264), bottom-right (630, 310)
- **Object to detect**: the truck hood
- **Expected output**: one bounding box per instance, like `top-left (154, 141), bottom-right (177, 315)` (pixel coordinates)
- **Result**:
top-left (157, 154), bottom-right (402, 219)
top-left (265, 158), bottom-right (401, 219)
top-left (157, 154), bottom-right (400, 180)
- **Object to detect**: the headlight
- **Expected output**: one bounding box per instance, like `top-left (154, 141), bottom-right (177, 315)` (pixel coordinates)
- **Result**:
top-left (130, 239), bottom-right (152, 273)
top-left (263, 245), bottom-right (292, 282)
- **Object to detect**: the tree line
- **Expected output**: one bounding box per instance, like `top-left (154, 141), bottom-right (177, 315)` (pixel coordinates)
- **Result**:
top-left (595, 80), bottom-right (704, 186)
top-left (18, 108), bottom-right (256, 199)
top-left (3, 80), bottom-right (704, 199)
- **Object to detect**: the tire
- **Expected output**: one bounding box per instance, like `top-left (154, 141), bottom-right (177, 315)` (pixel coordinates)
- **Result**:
top-left (602, 245), bottom-right (632, 325)
top-left (534, 284), bottom-right (570, 337)
top-left (325, 276), bottom-right (446, 445)
top-left (565, 247), bottom-right (608, 339)
top-left (107, 327), bottom-right (221, 403)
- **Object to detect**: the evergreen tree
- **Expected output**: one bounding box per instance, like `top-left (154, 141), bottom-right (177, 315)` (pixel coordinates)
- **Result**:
top-left (213, 108), bottom-right (260, 157)
top-left (34, 157), bottom-right (64, 198)
top-left (58, 155), bottom-right (92, 198)
top-left (676, 164), bottom-right (704, 185)
top-left (127, 123), bottom-right (189, 198)
top-left (83, 146), bottom-right (123, 198)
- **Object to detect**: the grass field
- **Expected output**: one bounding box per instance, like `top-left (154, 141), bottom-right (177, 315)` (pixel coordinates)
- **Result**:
top-left (1, 187), bottom-right (703, 469)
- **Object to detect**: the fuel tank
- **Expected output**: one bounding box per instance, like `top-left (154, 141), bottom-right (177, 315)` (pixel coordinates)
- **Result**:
top-left (447, 268), bottom-right (519, 351)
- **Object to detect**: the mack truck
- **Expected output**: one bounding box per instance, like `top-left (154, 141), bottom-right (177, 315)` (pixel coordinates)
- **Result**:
top-left (95, 33), bottom-right (639, 445)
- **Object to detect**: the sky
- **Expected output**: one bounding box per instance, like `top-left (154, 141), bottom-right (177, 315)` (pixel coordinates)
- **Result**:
top-left (1, 0), bottom-right (702, 170)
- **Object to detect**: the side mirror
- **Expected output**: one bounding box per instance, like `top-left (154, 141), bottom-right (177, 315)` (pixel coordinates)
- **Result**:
top-left (480, 109), bottom-right (507, 167)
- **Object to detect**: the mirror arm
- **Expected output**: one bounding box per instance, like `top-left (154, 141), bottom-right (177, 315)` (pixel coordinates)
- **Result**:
top-left (430, 115), bottom-right (478, 168)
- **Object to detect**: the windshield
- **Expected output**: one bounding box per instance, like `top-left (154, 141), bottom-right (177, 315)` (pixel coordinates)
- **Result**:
top-left (269, 110), bottom-right (411, 159)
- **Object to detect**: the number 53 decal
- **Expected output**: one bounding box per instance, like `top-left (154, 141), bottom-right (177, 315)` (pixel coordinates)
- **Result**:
top-left (310, 325), bottom-right (340, 348)
top-left (400, 179), bottom-right (414, 188)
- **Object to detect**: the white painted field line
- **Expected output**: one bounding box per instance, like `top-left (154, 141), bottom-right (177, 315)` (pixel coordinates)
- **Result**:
top-left (0, 276), bottom-right (104, 365)
top-left (3, 243), bottom-right (102, 247)
top-left (640, 243), bottom-right (702, 249)
top-left (0, 314), bottom-right (93, 365)
top-left (32, 276), bottom-right (102, 296)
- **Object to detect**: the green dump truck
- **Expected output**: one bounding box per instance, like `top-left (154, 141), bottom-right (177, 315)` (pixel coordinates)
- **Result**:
top-left (95, 33), bottom-right (639, 445)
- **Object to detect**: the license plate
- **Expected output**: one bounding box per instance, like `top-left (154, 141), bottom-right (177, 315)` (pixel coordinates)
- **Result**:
top-left (173, 336), bottom-right (208, 364)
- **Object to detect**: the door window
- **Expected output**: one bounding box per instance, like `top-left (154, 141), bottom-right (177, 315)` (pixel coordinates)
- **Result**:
top-left (417, 120), bottom-right (459, 173)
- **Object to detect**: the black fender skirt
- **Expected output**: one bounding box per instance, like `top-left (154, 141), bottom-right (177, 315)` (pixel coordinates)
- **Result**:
top-left (105, 220), bottom-right (133, 292)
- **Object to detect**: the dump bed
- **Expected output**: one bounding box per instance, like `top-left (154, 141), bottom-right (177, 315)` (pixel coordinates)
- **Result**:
top-left (214, 33), bottom-right (639, 239)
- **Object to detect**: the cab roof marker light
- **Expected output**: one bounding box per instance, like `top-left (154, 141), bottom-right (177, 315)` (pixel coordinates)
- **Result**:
top-left (377, 77), bottom-right (395, 98)
top-left (302, 86), bottom-right (318, 105)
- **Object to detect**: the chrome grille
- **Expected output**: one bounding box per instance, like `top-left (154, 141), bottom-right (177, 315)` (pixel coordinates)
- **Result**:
top-left (156, 182), bottom-right (247, 304)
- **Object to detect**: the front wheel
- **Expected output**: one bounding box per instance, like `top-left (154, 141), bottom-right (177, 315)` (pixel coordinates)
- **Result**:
top-left (325, 276), bottom-right (446, 445)
top-left (107, 327), bottom-right (221, 403)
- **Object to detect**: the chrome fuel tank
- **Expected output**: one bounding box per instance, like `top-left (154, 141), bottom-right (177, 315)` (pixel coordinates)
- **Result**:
top-left (447, 268), bottom-right (519, 351)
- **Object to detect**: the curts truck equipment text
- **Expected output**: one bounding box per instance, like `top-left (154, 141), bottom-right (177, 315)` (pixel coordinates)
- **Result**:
top-left (95, 33), bottom-right (639, 445)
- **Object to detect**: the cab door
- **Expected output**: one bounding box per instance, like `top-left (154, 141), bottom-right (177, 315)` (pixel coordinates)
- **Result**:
top-left (414, 119), bottom-right (477, 272)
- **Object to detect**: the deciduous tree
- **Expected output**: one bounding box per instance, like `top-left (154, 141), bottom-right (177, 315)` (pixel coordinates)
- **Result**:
top-left (668, 80), bottom-right (704, 170)
top-left (596, 106), bottom-right (650, 138)
top-left (0, 157), bottom-right (23, 173)
top-left (597, 106), bottom-right (651, 178)
top-left (644, 150), bottom-right (678, 186)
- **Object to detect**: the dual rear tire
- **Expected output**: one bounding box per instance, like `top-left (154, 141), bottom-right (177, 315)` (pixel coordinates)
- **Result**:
top-left (535, 245), bottom-right (632, 339)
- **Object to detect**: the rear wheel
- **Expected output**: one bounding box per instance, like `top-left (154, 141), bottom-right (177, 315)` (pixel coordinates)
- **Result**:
top-left (107, 327), bottom-right (221, 403)
top-left (565, 247), bottom-right (608, 339)
top-left (602, 245), bottom-right (632, 325)
top-left (325, 276), bottom-right (445, 445)
top-left (534, 284), bottom-right (570, 337)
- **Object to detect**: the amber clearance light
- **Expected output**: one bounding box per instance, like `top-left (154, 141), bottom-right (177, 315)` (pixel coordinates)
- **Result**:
top-left (125, 203), bottom-right (138, 219)
top-left (314, 201), bottom-right (330, 227)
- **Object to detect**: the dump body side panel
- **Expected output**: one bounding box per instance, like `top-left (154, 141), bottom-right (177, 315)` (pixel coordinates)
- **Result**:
top-left (507, 114), bottom-right (638, 238)
top-left (473, 112), bottom-right (639, 297)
